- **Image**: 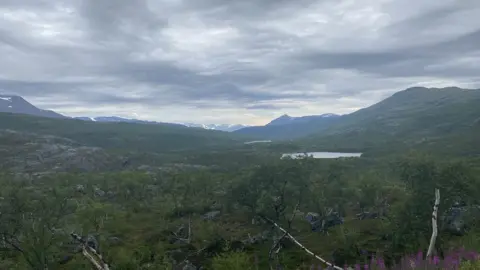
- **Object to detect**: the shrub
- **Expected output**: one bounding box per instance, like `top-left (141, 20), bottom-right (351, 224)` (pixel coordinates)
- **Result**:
top-left (211, 252), bottom-right (254, 270)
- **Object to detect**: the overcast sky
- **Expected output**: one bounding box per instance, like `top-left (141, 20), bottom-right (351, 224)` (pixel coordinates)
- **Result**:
top-left (1, 0), bottom-right (480, 125)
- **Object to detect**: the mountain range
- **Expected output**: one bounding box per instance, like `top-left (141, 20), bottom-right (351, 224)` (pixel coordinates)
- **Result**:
top-left (234, 87), bottom-right (480, 148)
top-left (0, 95), bottom-right (249, 132)
top-left (1, 93), bottom-right (339, 133)
top-left (74, 117), bottom-right (249, 132)
top-left (2, 86), bottom-right (479, 157)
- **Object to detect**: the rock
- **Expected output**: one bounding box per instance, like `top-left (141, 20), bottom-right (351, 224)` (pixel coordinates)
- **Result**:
top-left (75, 184), bottom-right (85, 193)
top-left (137, 165), bottom-right (154, 171)
top-left (209, 201), bottom-right (222, 211)
top-left (108, 236), bottom-right (122, 246)
top-left (1, 130), bottom-right (122, 173)
top-left (93, 186), bottom-right (105, 197)
top-left (202, 211), bottom-right (221, 220)
top-left (306, 211), bottom-right (344, 233)
top-left (356, 211), bottom-right (379, 220)
top-left (242, 230), bottom-right (271, 245)
top-left (305, 212), bottom-right (320, 224)
top-left (441, 204), bottom-right (480, 236)
top-left (182, 260), bottom-right (196, 270)
top-left (251, 216), bottom-right (266, 225)
top-left (86, 235), bottom-right (99, 250)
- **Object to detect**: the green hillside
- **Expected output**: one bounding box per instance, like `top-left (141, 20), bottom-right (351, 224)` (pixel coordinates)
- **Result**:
top-left (234, 115), bottom-right (340, 140)
top-left (0, 112), bottom-right (248, 153)
top-left (298, 87), bottom-right (480, 156)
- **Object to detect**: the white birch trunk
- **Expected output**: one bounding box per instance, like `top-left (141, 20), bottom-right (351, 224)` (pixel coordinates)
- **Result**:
top-left (427, 188), bottom-right (440, 257)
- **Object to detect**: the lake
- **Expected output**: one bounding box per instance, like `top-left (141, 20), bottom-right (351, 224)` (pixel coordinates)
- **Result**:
top-left (281, 152), bottom-right (362, 159)
top-left (244, 140), bottom-right (272, 144)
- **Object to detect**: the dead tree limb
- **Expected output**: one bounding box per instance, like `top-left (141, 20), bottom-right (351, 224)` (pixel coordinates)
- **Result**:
top-left (427, 188), bottom-right (440, 257)
top-left (260, 215), bottom-right (342, 270)
top-left (71, 233), bottom-right (109, 270)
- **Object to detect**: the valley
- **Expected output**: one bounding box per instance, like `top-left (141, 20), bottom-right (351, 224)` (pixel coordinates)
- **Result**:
top-left (1, 86), bottom-right (480, 269)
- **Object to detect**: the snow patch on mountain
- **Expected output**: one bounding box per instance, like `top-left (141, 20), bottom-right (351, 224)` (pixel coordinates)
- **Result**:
top-left (0, 97), bottom-right (12, 102)
top-left (179, 123), bottom-right (249, 132)
top-left (0, 94), bottom-right (65, 118)
top-left (74, 116), bottom-right (248, 132)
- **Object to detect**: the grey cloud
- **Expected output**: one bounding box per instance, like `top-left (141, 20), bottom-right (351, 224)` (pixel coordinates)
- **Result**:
top-left (186, 0), bottom-right (319, 19)
top-left (77, 0), bottom-right (165, 42)
top-left (245, 104), bottom-right (281, 110)
top-left (0, 80), bottom-right (91, 97)
top-left (0, 0), bottom-right (480, 124)
top-left (383, 2), bottom-right (470, 36)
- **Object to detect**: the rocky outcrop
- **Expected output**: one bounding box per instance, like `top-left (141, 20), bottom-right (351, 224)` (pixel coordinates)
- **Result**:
top-left (0, 129), bottom-right (122, 173)
top-left (441, 202), bottom-right (480, 236)
top-left (202, 211), bottom-right (221, 220)
top-left (305, 211), bottom-right (344, 233)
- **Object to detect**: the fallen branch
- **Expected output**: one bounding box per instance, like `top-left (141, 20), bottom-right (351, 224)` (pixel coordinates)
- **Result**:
top-left (71, 233), bottom-right (109, 270)
top-left (82, 248), bottom-right (103, 270)
top-left (260, 215), bottom-right (342, 270)
top-left (427, 188), bottom-right (440, 257)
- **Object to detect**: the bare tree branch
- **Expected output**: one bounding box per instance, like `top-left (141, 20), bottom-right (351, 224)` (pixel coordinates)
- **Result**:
top-left (82, 247), bottom-right (104, 270)
top-left (71, 233), bottom-right (110, 270)
top-left (260, 215), bottom-right (343, 270)
top-left (427, 188), bottom-right (440, 257)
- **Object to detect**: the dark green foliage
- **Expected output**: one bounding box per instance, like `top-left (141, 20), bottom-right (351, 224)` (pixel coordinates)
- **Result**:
top-left (0, 112), bottom-right (249, 153)
top-left (2, 155), bottom-right (478, 269)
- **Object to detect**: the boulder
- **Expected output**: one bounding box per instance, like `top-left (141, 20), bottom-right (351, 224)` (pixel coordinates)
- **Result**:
top-left (306, 211), bottom-right (344, 233)
top-left (202, 211), bottom-right (221, 220)
top-left (442, 203), bottom-right (480, 236)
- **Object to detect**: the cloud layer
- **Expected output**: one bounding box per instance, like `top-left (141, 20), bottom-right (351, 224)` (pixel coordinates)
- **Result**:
top-left (1, 0), bottom-right (479, 124)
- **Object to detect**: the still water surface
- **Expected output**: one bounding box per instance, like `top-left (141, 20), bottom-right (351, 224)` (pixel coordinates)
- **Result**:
top-left (281, 152), bottom-right (362, 159)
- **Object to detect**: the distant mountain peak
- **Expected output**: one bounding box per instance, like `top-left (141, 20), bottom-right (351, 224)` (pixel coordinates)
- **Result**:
top-left (173, 122), bottom-right (250, 132)
top-left (0, 94), bottom-right (65, 118)
top-left (74, 116), bottom-right (249, 132)
top-left (267, 113), bottom-right (339, 126)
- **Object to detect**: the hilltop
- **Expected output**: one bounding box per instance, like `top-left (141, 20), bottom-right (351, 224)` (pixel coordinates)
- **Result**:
top-left (0, 94), bottom-right (64, 118)
top-left (299, 87), bottom-right (480, 155)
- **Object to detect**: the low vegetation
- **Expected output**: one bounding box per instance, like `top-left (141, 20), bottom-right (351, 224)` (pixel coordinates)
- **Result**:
top-left (1, 154), bottom-right (480, 269)
top-left (1, 87), bottom-right (480, 269)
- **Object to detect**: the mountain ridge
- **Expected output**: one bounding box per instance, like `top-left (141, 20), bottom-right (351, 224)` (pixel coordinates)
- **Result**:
top-left (234, 113), bottom-right (341, 139)
top-left (3, 86), bottom-right (480, 150)
top-left (0, 94), bottom-right (65, 119)
top-left (0, 112), bottom-right (250, 153)
top-left (235, 86), bottom-right (480, 143)
top-left (0, 94), bottom-right (248, 132)
top-left (74, 116), bottom-right (249, 132)
top-left (266, 113), bottom-right (339, 126)
top-left (297, 86), bottom-right (480, 156)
